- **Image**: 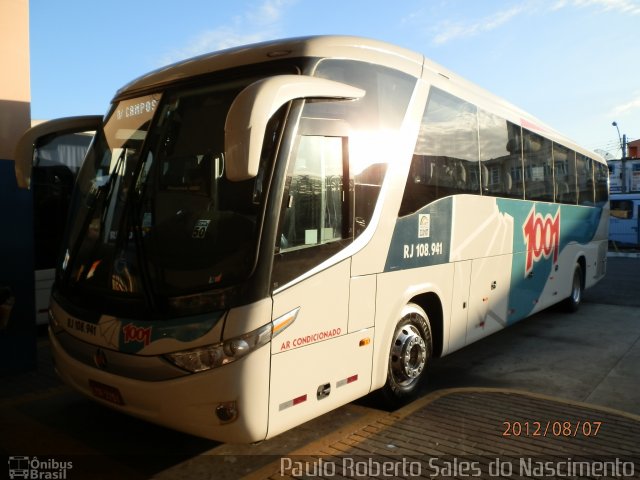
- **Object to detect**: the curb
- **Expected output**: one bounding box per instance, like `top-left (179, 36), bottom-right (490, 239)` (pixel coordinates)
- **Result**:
top-left (607, 251), bottom-right (640, 258)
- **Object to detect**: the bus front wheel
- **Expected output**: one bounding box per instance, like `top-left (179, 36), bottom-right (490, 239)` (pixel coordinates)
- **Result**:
top-left (382, 303), bottom-right (432, 406)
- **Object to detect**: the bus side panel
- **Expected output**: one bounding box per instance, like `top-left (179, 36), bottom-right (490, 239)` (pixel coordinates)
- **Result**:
top-left (449, 195), bottom-right (514, 262)
top-left (348, 274), bottom-right (376, 333)
top-left (449, 196), bottom-right (514, 347)
top-left (270, 260), bottom-right (350, 353)
top-left (268, 259), bottom-right (373, 439)
top-left (494, 200), bottom-right (606, 322)
top-left (266, 328), bottom-right (373, 440)
top-left (448, 260), bottom-right (471, 354)
top-left (466, 254), bottom-right (512, 346)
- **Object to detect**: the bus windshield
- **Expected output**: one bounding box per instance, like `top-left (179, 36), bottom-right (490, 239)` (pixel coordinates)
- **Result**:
top-left (59, 78), bottom-right (283, 316)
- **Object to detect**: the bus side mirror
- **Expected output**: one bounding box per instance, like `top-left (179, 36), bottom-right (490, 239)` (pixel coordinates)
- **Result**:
top-left (14, 115), bottom-right (103, 189)
top-left (224, 74), bottom-right (365, 181)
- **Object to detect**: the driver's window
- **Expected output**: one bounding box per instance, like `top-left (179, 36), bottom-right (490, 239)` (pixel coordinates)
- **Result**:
top-left (280, 135), bottom-right (345, 251)
top-left (272, 132), bottom-right (350, 289)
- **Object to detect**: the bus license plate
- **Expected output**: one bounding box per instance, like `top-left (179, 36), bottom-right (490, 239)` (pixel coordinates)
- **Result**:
top-left (89, 380), bottom-right (125, 405)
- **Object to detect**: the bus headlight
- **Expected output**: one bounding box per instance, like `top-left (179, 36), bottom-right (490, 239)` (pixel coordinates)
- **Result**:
top-left (164, 323), bottom-right (272, 373)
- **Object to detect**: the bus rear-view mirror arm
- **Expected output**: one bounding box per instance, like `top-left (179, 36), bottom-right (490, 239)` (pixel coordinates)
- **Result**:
top-left (14, 115), bottom-right (103, 189)
top-left (224, 74), bottom-right (365, 182)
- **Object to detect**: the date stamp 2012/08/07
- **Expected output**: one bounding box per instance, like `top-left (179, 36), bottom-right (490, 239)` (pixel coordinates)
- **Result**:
top-left (502, 420), bottom-right (602, 438)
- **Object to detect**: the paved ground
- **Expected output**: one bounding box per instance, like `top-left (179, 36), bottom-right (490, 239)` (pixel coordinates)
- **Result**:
top-left (583, 254), bottom-right (640, 307)
top-left (425, 301), bottom-right (640, 415)
top-left (1, 255), bottom-right (639, 479)
top-left (243, 390), bottom-right (640, 480)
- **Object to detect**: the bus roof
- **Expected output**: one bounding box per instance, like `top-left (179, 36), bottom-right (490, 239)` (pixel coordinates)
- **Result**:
top-left (113, 35), bottom-right (603, 164)
top-left (115, 35), bottom-right (424, 99)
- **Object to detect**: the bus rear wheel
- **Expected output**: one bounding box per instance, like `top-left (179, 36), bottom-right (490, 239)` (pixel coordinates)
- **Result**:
top-left (563, 262), bottom-right (583, 312)
top-left (382, 303), bottom-right (432, 407)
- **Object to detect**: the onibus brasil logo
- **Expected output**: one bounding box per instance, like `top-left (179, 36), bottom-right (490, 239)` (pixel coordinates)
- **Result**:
top-left (8, 456), bottom-right (72, 479)
top-left (522, 206), bottom-right (560, 276)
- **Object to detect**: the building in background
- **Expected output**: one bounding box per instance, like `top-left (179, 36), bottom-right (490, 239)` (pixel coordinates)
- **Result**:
top-left (0, 0), bottom-right (36, 374)
top-left (609, 159), bottom-right (640, 194)
top-left (627, 138), bottom-right (640, 160)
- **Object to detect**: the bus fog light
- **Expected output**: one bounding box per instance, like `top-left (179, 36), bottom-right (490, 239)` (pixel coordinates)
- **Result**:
top-left (215, 401), bottom-right (238, 423)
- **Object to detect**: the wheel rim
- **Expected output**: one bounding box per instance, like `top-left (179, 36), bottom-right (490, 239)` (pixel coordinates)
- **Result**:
top-left (571, 269), bottom-right (582, 304)
top-left (390, 319), bottom-right (427, 387)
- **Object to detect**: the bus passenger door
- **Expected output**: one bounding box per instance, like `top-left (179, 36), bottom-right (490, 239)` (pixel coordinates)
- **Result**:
top-left (266, 131), bottom-right (373, 439)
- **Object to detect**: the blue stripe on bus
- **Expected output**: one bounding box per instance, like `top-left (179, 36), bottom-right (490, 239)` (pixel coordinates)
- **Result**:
top-left (384, 196), bottom-right (603, 324)
top-left (117, 311), bottom-right (224, 354)
top-left (496, 199), bottom-right (602, 323)
top-left (384, 196), bottom-right (453, 272)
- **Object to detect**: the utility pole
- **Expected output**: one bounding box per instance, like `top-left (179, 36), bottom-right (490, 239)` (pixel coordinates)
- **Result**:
top-left (613, 121), bottom-right (627, 193)
top-left (622, 133), bottom-right (627, 193)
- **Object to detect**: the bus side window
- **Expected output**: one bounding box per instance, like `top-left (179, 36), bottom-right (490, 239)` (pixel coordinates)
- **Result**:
top-left (400, 87), bottom-right (479, 216)
top-left (353, 163), bottom-right (385, 238)
top-left (577, 154), bottom-right (595, 206)
top-left (478, 111), bottom-right (524, 200)
top-left (523, 129), bottom-right (553, 202)
top-left (553, 145), bottom-right (577, 205)
top-left (595, 161), bottom-right (609, 207)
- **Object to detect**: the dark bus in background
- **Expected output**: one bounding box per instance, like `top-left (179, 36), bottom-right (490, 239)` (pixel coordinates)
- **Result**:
top-left (30, 126), bottom-right (94, 324)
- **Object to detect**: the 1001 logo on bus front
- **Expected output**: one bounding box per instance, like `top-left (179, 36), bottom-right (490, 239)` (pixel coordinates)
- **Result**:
top-left (522, 206), bottom-right (560, 276)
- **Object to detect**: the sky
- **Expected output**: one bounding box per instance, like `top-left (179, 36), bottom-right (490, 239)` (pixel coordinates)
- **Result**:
top-left (29, 0), bottom-right (639, 159)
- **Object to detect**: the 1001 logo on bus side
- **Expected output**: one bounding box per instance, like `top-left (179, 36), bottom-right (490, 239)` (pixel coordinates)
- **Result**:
top-left (523, 206), bottom-right (560, 276)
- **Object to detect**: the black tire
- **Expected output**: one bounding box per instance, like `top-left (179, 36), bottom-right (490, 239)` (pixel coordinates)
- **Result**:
top-left (563, 262), bottom-right (583, 312)
top-left (381, 303), bottom-right (432, 407)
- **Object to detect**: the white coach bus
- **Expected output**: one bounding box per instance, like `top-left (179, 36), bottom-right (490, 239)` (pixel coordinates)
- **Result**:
top-left (15, 36), bottom-right (609, 443)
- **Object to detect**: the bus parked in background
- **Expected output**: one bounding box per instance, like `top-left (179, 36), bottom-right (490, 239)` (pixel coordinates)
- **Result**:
top-left (608, 158), bottom-right (639, 246)
top-left (610, 193), bottom-right (640, 246)
top-left (20, 121), bottom-right (96, 324)
top-left (15, 36), bottom-right (608, 443)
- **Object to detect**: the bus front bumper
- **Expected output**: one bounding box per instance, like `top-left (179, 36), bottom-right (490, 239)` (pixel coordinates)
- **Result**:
top-left (49, 328), bottom-right (271, 443)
